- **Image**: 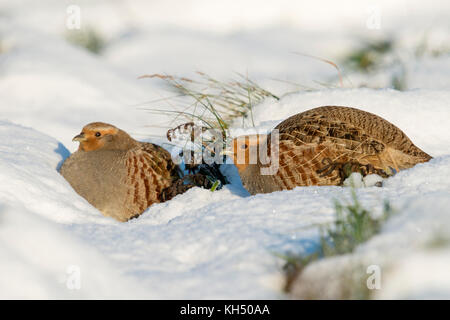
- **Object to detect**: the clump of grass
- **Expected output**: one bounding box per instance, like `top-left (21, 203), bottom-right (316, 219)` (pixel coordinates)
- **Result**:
top-left (139, 72), bottom-right (279, 134)
top-left (415, 34), bottom-right (450, 58)
top-left (282, 190), bottom-right (395, 293)
top-left (277, 251), bottom-right (320, 293)
top-left (425, 233), bottom-right (450, 250)
top-left (138, 65), bottom-right (335, 191)
top-left (139, 72), bottom-right (280, 177)
top-left (65, 27), bottom-right (105, 54)
top-left (342, 38), bottom-right (404, 90)
top-left (342, 36), bottom-right (450, 91)
top-left (342, 39), bottom-right (393, 73)
top-left (321, 192), bottom-right (394, 256)
top-left (139, 73), bottom-right (278, 189)
top-left (390, 63), bottom-right (407, 91)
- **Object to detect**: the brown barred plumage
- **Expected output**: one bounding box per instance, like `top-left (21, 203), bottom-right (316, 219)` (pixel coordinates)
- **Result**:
top-left (231, 106), bottom-right (432, 195)
top-left (60, 122), bottom-right (181, 222)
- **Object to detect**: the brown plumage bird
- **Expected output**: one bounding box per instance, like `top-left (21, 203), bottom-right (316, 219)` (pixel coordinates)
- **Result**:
top-left (60, 122), bottom-right (183, 222)
top-left (229, 106), bottom-right (432, 195)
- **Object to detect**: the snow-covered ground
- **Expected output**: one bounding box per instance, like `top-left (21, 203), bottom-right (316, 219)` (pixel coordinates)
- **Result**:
top-left (0, 0), bottom-right (449, 299)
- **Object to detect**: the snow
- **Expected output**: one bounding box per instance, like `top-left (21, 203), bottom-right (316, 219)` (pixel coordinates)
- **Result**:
top-left (0, 204), bottom-right (148, 299)
top-left (376, 250), bottom-right (450, 299)
top-left (0, 0), bottom-right (449, 299)
top-left (343, 172), bottom-right (365, 188)
top-left (362, 174), bottom-right (384, 187)
top-left (291, 157), bottom-right (450, 299)
top-left (0, 120), bottom-right (106, 224)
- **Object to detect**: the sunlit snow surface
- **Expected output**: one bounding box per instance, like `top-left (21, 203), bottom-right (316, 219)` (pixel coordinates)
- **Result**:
top-left (0, 0), bottom-right (449, 299)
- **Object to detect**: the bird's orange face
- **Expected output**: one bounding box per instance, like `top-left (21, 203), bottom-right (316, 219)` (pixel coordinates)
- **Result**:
top-left (230, 135), bottom-right (263, 172)
top-left (73, 122), bottom-right (119, 152)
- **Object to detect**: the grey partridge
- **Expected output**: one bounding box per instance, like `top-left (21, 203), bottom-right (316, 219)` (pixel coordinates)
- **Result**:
top-left (60, 122), bottom-right (183, 222)
top-left (230, 106), bottom-right (432, 195)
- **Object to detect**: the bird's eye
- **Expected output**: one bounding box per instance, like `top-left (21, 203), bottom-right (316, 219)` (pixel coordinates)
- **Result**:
top-left (95, 132), bottom-right (101, 137)
top-left (240, 144), bottom-right (248, 150)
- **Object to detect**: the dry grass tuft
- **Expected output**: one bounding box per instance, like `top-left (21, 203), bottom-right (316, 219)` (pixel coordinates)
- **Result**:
top-left (279, 190), bottom-right (395, 297)
top-left (139, 72), bottom-right (279, 134)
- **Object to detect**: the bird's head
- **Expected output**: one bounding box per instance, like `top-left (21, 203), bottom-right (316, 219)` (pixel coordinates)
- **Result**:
top-left (225, 134), bottom-right (267, 173)
top-left (224, 133), bottom-right (279, 195)
top-left (73, 122), bottom-right (136, 152)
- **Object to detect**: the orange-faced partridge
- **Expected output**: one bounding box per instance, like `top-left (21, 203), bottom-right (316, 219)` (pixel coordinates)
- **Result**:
top-left (230, 106), bottom-right (432, 195)
top-left (60, 122), bottom-right (184, 222)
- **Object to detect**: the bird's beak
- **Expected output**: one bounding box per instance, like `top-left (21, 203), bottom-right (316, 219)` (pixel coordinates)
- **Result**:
top-left (72, 133), bottom-right (87, 142)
